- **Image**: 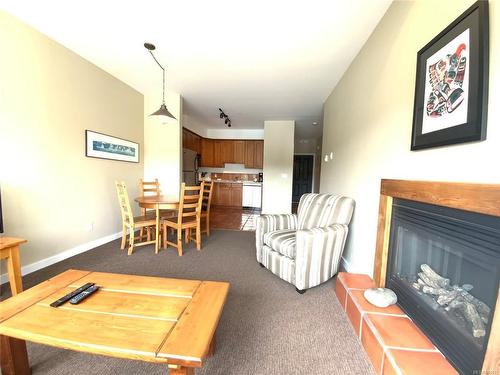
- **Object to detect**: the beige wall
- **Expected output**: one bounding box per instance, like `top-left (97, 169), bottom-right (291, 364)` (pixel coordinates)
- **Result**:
top-left (144, 92), bottom-right (183, 196)
top-left (262, 120), bottom-right (295, 214)
top-left (320, 0), bottom-right (500, 274)
top-left (0, 11), bottom-right (144, 269)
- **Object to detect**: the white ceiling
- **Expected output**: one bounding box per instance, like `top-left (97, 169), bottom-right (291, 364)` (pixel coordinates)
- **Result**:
top-left (1, 0), bottom-right (391, 138)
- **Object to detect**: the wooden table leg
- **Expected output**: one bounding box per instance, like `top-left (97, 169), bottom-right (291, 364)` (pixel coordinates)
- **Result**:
top-left (7, 246), bottom-right (23, 295)
top-left (155, 205), bottom-right (160, 254)
top-left (0, 336), bottom-right (31, 375)
top-left (168, 365), bottom-right (194, 375)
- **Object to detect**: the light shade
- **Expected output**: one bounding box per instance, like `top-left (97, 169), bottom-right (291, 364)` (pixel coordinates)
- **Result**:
top-left (150, 103), bottom-right (176, 124)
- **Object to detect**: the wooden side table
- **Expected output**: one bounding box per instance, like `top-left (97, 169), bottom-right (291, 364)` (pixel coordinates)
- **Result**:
top-left (0, 237), bottom-right (26, 295)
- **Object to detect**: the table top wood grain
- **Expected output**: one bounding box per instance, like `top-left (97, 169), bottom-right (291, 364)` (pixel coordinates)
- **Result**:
top-left (0, 237), bottom-right (27, 250)
top-left (0, 270), bottom-right (230, 368)
top-left (135, 195), bottom-right (180, 209)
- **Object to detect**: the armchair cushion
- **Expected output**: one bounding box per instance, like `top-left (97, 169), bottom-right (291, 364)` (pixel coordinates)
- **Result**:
top-left (256, 214), bottom-right (297, 263)
top-left (263, 229), bottom-right (296, 259)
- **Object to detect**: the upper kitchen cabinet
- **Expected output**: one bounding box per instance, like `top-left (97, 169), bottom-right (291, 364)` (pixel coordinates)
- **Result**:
top-left (213, 141), bottom-right (223, 167)
top-left (254, 140), bottom-right (263, 168)
top-left (222, 141), bottom-right (234, 165)
top-left (244, 141), bottom-right (255, 168)
top-left (195, 132), bottom-right (264, 169)
top-left (182, 128), bottom-right (201, 153)
top-left (214, 140), bottom-right (235, 167)
top-left (244, 140), bottom-right (264, 169)
top-left (233, 140), bottom-right (246, 164)
top-left (200, 138), bottom-right (215, 167)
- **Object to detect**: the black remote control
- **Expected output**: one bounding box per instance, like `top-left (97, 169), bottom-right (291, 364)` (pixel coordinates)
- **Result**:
top-left (50, 283), bottom-right (95, 307)
top-left (69, 285), bottom-right (100, 304)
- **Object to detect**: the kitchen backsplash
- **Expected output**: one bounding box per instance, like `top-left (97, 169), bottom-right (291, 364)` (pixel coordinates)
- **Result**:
top-left (198, 163), bottom-right (263, 175)
top-left (200, 172), bottom-right (260, 182)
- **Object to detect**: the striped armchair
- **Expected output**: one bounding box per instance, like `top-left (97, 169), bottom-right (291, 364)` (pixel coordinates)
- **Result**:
top-left (256, 194), bottom-right (355, 293)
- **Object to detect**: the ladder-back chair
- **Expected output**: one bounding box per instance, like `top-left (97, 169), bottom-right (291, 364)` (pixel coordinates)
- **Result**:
top-left (200, 181), bottom-right (214, 236)
top-left (162, 182), bottom-right (204, 256)
top-left (139, 178), bottom-right (160, 216)
top-left (116, 181), bottom-right (157, 255)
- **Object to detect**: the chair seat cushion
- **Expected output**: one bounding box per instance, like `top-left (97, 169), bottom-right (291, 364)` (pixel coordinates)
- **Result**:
top-left (263, 229), bottom-right (296, 259)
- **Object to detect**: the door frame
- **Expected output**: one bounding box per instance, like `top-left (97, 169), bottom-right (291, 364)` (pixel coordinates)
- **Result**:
top-left (292, 153), bottom-right (316, 197)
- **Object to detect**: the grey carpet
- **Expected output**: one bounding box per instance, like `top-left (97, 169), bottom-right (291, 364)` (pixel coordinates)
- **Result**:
top-left (0, 230), bottom-right (375, 375)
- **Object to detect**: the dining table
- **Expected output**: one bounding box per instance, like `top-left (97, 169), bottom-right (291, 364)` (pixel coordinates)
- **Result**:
top-left (134, 195), bottom-right (179, 253)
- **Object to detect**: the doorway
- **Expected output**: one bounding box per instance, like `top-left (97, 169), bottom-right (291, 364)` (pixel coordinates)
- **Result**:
top-left (292, 154), bottom-right (314, 205)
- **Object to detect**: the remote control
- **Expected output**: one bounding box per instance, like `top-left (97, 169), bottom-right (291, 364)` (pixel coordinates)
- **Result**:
top-left (69, 285), bottom-right (100, 304)
top-left (50, 283), bottom-right (95, 307)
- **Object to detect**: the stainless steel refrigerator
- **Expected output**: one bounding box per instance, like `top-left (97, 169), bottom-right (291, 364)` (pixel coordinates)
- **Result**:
top-left (182, 148), bottom-right (199, 185)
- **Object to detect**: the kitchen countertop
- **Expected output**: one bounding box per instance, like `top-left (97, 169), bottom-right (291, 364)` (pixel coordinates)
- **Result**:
top-left (204, 180), bottom-right (262, 186)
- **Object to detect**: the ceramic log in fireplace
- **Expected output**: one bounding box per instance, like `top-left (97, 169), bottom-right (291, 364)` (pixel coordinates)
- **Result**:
top-left (373, 180), bottom-right (500, 374)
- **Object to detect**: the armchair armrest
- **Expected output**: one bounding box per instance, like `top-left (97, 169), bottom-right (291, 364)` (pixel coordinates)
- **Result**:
top-left (255, 214), bottom-right (297, 262)
top-left (295, 224), bottom-right (349, 290)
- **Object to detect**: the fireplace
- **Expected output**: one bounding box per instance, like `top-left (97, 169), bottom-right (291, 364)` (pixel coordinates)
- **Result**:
top-left (373, 180), bottom-right (500, 374)
top-left (386, 198), bottom-right (500, 374)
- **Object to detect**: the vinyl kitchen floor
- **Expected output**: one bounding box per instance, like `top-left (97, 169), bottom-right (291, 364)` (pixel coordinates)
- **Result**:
top-left (210, 206), bottom-right (261, 231)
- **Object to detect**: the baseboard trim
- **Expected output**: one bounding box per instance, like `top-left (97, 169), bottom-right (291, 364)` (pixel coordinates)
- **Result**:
top-left (340, 256), bottom-right (352, 273)
top-left (0, 231), bottom-right (123, 285)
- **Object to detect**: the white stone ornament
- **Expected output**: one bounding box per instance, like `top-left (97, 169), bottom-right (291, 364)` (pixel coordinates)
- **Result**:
top-left (364, 288), bottom-right (397, 308)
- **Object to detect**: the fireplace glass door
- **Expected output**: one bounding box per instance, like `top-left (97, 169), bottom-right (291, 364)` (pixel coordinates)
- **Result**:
top-left (386, 199), bottom-right (500, 374)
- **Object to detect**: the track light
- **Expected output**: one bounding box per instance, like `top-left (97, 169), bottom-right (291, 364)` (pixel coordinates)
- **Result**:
top-left (218, 108), bottom-right (232, 128)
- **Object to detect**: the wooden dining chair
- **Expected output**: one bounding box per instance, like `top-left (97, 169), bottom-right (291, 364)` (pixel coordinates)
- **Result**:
top-left (200, 181), bottom-right (214, 236)
top-left (162, 182), bottom-right (204, 256)
top-left (139, 179), bottom-right (160, 216)
top-left (116, 181), bottom-right (157, 255)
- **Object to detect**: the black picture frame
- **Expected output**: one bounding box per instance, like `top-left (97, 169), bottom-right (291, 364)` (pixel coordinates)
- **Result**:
top-left (85, 130), bottom-right (140, 163)
top-left (411, 0), bottom-right (489, 150)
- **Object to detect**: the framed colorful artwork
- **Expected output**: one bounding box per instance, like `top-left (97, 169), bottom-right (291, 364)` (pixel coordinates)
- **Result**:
top-left (411, 1), bottom-right (489, 150)
top-left (85, 130), bottom-right (140, 163)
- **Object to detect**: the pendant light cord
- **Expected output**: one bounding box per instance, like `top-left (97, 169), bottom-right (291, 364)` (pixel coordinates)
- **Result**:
top-left (148, 50), bottom-right (166, 104)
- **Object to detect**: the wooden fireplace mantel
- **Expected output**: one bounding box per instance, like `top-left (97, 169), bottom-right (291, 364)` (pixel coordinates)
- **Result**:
top-left (373, 179), bottom-right (500, 373)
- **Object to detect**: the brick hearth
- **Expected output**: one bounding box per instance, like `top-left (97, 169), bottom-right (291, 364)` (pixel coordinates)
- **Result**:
top-left (335, 272), bottom-right (457, 375)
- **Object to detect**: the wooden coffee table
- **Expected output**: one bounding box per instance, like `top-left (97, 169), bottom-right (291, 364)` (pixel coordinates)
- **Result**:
top-left (0, 270), bottom-right (230, 375)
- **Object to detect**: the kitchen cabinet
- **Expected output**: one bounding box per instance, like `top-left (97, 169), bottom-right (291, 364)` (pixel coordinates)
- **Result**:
top-left (254, 140), bottom-right (263, 168)
top-left (244, 141), bottom-right (264, 168)
top-left (198, 136), bottom-right (264, 169)
top-left (244, 141), bottom-right (256, 168)
top-left (233, 141), bottom-right (245, 164)
top-left (222, 141), bottom-right (234, 164)
top-left (201, 138), bottom-right (215, 167)
top-left (214, 140), bottom-right (234, 167)
top-left (212, 182), bottom-right (219, 205)
top-left (214, 141), bottom-right (224, 167)
top-left (230, 183), bottom-right (242, 206)
top-left (213, 182), bottom-right (242, 207)
top-left (182, 128), bottom-right (201, 153)
top-left (217, 183), bottom-right (232, 205)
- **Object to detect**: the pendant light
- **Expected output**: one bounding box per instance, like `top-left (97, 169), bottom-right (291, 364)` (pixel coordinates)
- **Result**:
top-left (144, 43), bottom-right (176, 124)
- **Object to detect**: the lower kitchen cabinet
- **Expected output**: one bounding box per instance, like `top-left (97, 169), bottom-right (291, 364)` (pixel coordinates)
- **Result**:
top-left (213, 183), bottom-right (242, 207)
top-left (230, 184), bottom-right (242, 206)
